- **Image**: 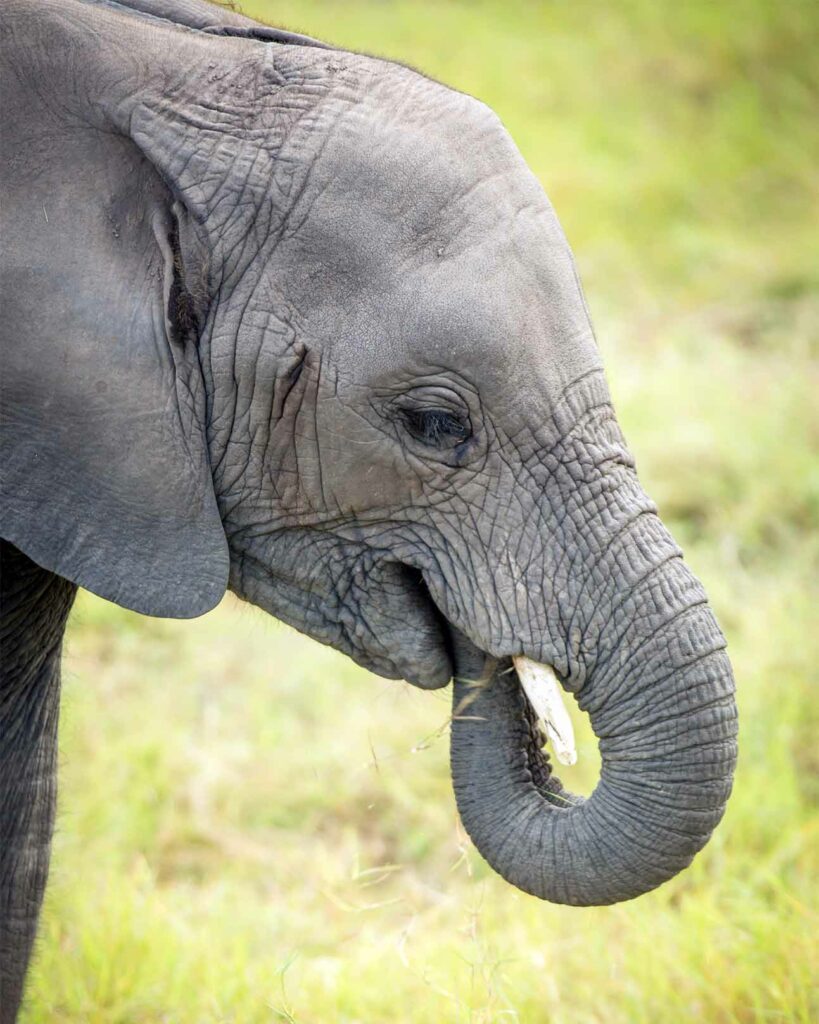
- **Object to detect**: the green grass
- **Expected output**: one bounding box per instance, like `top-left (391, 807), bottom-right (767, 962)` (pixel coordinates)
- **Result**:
top-left (21, 1), bottom-right (819, 1021)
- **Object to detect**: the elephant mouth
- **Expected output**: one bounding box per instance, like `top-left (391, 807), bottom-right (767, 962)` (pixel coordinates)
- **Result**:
top-left (400, 574), bottom-right (583, 783)
top-left (452, 642), bottom-right (583, 808)
top-left (239, 544), bottom-right (583, 777)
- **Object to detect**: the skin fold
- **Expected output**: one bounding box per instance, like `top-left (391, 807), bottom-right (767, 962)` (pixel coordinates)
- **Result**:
top-left (0, 0), bottom-right (738, 1017)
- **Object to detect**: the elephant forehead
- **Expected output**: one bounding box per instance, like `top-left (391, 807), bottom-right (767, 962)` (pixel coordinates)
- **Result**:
top-left (287, 69), bottom-right (552, 266)
top-left (276, 201), bottom-right (601, 413)
top-left (256, 63), bottom-right (603, 414)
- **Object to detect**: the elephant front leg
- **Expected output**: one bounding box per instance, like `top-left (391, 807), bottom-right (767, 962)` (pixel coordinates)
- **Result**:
top-left (0, 672), bottom-right (60, 1023)
top-left (0, 542), bottom-right (76, 1023)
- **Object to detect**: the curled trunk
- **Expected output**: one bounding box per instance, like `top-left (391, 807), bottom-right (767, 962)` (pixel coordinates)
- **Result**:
top-left (450, 549), bottom-right (737, 906)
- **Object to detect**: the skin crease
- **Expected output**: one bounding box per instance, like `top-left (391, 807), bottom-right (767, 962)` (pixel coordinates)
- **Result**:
top-left (0, 0), bottom-right (738, 1018)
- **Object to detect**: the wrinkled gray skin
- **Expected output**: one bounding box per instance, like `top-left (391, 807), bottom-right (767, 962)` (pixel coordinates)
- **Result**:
top-left (0, 0), bottom-right (738, 1017)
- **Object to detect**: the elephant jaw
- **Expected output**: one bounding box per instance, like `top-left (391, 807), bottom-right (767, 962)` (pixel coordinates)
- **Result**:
top-left (512, 656), bottom-right (578, 766)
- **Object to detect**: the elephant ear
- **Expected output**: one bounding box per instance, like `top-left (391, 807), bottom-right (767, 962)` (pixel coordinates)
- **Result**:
top-left (0, 120), bottom-right (229, 617)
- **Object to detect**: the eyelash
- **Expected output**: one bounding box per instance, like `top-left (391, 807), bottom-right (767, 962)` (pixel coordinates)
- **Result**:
top-left (402, 408), bottom-right (470, 448)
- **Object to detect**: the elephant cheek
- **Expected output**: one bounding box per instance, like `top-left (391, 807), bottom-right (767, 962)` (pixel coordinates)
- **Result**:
top-left (338, 561), bottom-right (452, 689)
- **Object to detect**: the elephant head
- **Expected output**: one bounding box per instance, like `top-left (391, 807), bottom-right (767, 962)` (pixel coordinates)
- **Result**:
top-left (1, 0), bottom-right (737, 905)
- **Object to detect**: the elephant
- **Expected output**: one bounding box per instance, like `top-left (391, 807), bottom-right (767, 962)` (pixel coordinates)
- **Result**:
top-left (0, 0), bottom-right (738, 1017)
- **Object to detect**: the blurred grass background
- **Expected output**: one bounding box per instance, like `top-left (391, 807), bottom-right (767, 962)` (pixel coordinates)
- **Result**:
top-left (22, 1), bottom-right (819, 1021)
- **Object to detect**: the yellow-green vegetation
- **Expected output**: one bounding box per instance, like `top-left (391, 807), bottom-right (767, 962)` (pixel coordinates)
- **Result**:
top-left (22, 1), bottom-right (819, 1021)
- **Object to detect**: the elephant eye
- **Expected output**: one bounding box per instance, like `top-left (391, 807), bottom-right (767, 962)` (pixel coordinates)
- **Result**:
top-left (401, 407), bottom-right (471, 448)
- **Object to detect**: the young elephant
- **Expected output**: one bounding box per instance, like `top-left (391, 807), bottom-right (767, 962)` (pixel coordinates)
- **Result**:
top-left (0, 0), bottom-right (738, 1015)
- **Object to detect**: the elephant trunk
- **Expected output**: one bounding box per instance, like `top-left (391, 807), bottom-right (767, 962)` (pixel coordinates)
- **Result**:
top-left (449, 517), bottom-right (738, 906)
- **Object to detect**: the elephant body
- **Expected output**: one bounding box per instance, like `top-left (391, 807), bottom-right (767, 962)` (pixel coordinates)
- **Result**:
top-left (0, 1), bottom-right (737, 1018)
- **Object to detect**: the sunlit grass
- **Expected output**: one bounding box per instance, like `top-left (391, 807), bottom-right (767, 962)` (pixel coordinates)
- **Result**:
top-left (20, 1), bottom-right (819, 1021)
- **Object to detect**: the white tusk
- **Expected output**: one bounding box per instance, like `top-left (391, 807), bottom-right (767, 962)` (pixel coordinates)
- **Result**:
top-left (512, 656), bottom-right (577, 766)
